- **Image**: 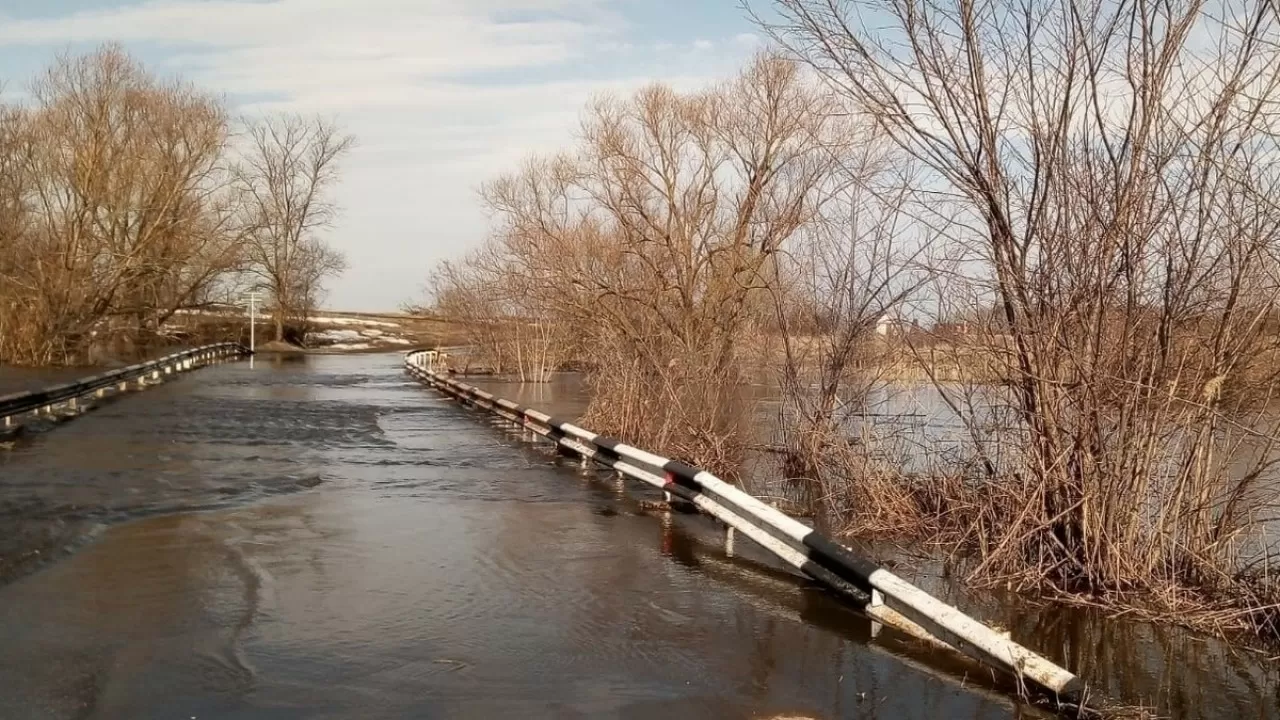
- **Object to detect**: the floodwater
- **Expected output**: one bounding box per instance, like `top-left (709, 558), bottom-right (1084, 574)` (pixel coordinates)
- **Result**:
top-left (0, 353), bottom-right (1055, 720)
top-left (0, 365), bottom-right (96, 396)
top-left (481, 374), bottom-right (1280, 719)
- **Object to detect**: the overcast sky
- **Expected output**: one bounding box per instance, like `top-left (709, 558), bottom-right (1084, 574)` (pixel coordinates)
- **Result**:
top-left (0, 0), bottom-right (763, 310)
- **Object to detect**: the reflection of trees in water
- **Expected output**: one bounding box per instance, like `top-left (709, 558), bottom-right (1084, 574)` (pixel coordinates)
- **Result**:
top-left (918, 573), bottom-right (1280, 719)
top-left (641, 375), bottom-right (1280, 719)
top-left (471, 374), bottom-right (591, 422)
top-left (1008, 602), bottom-right (1277, 719)
top-left (648, 510), bottom-right (1035, 719)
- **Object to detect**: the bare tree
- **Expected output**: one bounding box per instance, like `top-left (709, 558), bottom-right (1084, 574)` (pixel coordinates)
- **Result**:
top-left (767, 131), bottom-right (940, 517)
top-left (0, 45), bottom-right (244, 364)
top-left (428, 243), bottom-right (567, 381)
top-left (467, 54), bottom-right (843, 473)
top-left (0, 102), bottom-right (34, 360)
top-left (0, 49), bottom-right (355, 365)
top-left (238, 114), bottom-right (353, 343)
top-left (763, 0), bottom-right (1280, 628)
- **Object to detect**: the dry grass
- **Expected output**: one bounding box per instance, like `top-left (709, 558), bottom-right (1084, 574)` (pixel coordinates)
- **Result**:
top-left (779, 430), bottom-right (1280, 647)
top-left (582, 346), bottom-right (752, 479)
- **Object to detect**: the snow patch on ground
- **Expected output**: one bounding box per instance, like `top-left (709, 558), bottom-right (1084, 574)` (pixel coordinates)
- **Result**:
top-left (312, 329), bottom-right (364, 343)
top-left (307, 327), bottom-right (415, 350)
top-left (310, 316), bottom-right (400, 328)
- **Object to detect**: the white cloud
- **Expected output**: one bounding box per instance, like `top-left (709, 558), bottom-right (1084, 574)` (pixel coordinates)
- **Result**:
top-left (0, 0), bottom-right (758, 310)
top-left (0, 0), bottom-right (608, 49)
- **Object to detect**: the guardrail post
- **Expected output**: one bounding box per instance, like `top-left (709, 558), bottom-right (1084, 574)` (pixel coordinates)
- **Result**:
top-left (869, 589), bottom-right (884, 637)
top-left (725, 526), bottom-right (735, 558)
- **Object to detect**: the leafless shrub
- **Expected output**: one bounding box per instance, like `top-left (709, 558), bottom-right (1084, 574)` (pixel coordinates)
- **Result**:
top-left (763, 0), bottom-right (1280, 633)
top-left (429, 243), bottom-right (569, 381)
top-left (763, 124), bottom-right (940, 516)
top-left (434, 54), bottom-right (843, 474)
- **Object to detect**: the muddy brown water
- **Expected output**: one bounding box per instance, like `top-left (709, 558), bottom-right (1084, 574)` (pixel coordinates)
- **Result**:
top-left (0, 366), bottom-right (97, 397)
top-left (0, 354), bottom-right (1273, 718)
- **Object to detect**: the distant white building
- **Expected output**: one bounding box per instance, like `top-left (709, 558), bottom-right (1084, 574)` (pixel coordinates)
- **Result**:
top-left (875, 314), bottom-right (894, 336)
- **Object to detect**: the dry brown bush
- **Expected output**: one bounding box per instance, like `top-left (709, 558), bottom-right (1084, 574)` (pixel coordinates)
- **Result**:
top-left (763, 0), bottom-right (1280, 635)
top-left (763, 128), bottom-right (938, 513)
top-left (429, 243), bottom-right (569, 381)
top-left (436, 54), bottom-right (844, 475)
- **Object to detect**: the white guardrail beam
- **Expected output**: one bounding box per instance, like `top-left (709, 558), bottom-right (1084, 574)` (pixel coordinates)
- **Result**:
top-left (0, 342), bottom-right (251, 432)
top-left (402, 350), bottom-right (1085, 710)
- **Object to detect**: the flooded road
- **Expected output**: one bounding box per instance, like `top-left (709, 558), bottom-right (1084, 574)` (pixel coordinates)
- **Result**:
top-left (0, 354), bottom-right (1046, 719)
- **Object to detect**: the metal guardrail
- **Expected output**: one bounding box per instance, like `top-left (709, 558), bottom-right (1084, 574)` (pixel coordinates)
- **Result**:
top-left (0, 343), bottom-right (248, 429)
top-left (404, 349), bottom-right (1085, 709)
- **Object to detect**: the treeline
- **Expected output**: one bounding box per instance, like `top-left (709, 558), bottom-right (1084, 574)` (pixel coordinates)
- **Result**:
top-left (0, 46), bottom-right (352, 365)
top-left (433, 55), bottom-right (844, 471)
top-left (433, 1), bottom-right (1280, 641)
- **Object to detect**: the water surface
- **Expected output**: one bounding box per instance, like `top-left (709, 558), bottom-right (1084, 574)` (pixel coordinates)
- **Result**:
top-left (0, 353), bottom-right (1046, 719)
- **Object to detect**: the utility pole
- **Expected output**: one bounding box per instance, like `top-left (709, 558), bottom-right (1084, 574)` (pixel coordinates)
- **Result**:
top-left (245, 291), bottom-right (261, 367)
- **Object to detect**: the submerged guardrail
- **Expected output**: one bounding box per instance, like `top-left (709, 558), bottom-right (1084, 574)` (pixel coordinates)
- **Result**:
top-left (404, 350), bottom-right (1086, 710)
top-left (0, 343), bottom-right (249, 432)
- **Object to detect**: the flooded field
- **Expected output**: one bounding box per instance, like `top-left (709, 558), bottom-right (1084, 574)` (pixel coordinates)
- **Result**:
top-left (474, 372), bottom-right (1280, 719)
top-left (0, 366), bottom-right (97, 397)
